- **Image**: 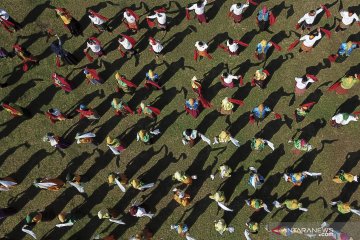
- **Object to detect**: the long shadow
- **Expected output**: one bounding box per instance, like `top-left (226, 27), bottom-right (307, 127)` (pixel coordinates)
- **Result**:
top-left (256, 118), bottom-right (287, 140)
top-left (2, 64), bottom-right (26, 87)
top-left (239, 29), bottom-right (258, 48)
top-left (202, 63), bottom-right (227, 102)
top-left (206, 0), bottom-right (227, 22)
top-left (271, 1), bottom-right (293, 20)
top-left (267, 30), bottom-right (291, 58)
top-left (335, 95), bottom-right (360, 115)
top-left (159, 58), bottom-right (195, 86)
top-left (195, 110), bottom-right (221, 134)
top-left (207, 32), bottom-right (229, 54)
top-left (298, 118), bottom-right (327, 141)
top-left (77, 2), bottom-right (110, 34)
top-left (256, 144), bottom-right (286, 178)
top-left (155, 110), bottom-right (185, 139)
top-left (263, 87), bottom-right (293, 111)
top-left (262, 53), bottom-right (294, 87)
top-left (225, 112), bottom-right (250, 136)
top-left (20, 1), bottom-right (52, 26)
top-left (313, 0), bottom-right (339, 26)
top-left (166, 1), bottom-right (186, 30)
top-left (162, 26), bottom-right (195, 54)
top-left (2, 79), bottom-right (41, 103)
top-left (0, 142), bottom-right (30, 168)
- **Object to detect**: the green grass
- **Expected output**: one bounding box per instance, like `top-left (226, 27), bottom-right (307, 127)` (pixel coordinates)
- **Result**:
top-left (0, 0), bottom-right (359, 239)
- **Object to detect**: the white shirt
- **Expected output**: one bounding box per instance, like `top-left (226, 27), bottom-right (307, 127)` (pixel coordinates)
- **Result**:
top-left (332, 113), bottom-right (358, 125)
top-left (188, 0), bottom-right (207, 15)
top-left (123, 12), bottom-right (136, 23)
top-left (87, 42), bottom-right (101, 53)
top-left (150, 41), bottom-right (163, 53)
top-left (300, 33), bottom-right (322, 47)
top-left (340, 10), bottom-right (359, 25)
top-left (119, 38), bottom-right (132, 50)
top-left (229, 3), bottom-right (249, 15)
top-left (223, 74), bottom-right (238, 84)
top-left (0, 9), bottom-right (9, 20)
top-left (226, 40), bottom-right (239, 52)
top-left (298, 9), bottom-right (323, 24)
top-left (148, 13), bottom-right (166, 24)
top-left (89, 15), bottom-right (105, 25)
top-left (295, 77), bottom-right (315, 89)
top-left (195, 41), bottom-right (208, 51)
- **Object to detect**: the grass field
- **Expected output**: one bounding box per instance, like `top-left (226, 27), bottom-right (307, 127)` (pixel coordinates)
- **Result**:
top-left (0, 0), bottom-right (359, 239)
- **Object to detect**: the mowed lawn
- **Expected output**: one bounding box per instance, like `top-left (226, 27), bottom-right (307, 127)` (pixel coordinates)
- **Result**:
top-left (0, 0), bottom-right (359, 239)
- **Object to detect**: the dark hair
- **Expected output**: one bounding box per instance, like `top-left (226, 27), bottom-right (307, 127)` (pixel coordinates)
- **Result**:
top-left (348, 9), bottom-right (354, 14)
top-left (222, 72), bottom-right (229, 78)
top-left (185, 129), bottom-right (192, 136)
top-left (309, 10), bottom-right (316, 15)
top-left (197, 1), bottom-right (203, 7)
top-left (228, 38), bottom-right (233, 44)
top-left (236, 3), bottom-right (242, 8)
top-left (49, 108), bottom-right (55, 113)
top-left (198, 41), bottom-right (204, 46)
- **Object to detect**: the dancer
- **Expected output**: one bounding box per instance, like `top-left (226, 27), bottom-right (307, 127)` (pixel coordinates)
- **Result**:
top-left (66, 173), bottom-right (85, 193)
top-left (55, 8), bottom-right (82, 36)
top-left (245, 198), bottom-right (271, 212)
top-left (147, 8), bottom-right (167, 31)
top-left (182, 129), bottom-right (211, 146)
top-left (1, 102), bottom-right (27, 118)
top-left (111, 98), bottom-right (133, 116)
top-left (294, 74), bottom-right (318, 96)
top-left (273, 199), bottom-right (308, 211)
top-left (328, 41), bottom-right (359, 63)
top-left (77, 104), bottom-right (100, 120)
top-left (294, 102), bottom-right (316, 123)
top-left (13, 44), bottom-right (38, 72)
top-left (129, 203), bottom-right (154, 219)
top-left (283, 171), bottom-right (322, 186)
top-left (115, 73), bottom-right (137, 93)
top-left (84, 37), bottom-right (105, 62)
top-left (33, 177), bottom-right (65, 191)
top-left (251, 68), bottom-right (270, 89)
top-left (298, 28), bottom-right (323, 52)
top-left (249, 103), bottom-right (281, 124)
top-left (328, 74), bottom-right (359, 94)
top-left (194, 40), bottom-right (212, 61)
top-left (123, 9), bottom-right (139, 33)
top-left (210, 165), bottom-right (232, 180)
top-left (296, 5), bottom-right (326, 32)
top-left (172, 171), bottom-right (197, 186)
top-left (288, 138), bottom-right (313, 154)
top-left (335, 8), bottom-right (359, 32)
top-left (144, 69), bottom-right (161, 90)
top-left (228, 2), bottom-right (250, 23)
top-left (251, 138), bottom-right (275, 151)
top-left (173, 188), bottom-right (191, 207)
top-left (42, 133), bottom-right (68, 149)
top-left (209, 191), bottom-right (233, 212)
top-left (0, 8), bottom-right (22, 32)
top-left (137, 102), bottom-right (161, 118)
top-left (88, 10), bottom-right (110, 33)
top-left (220, 72), bottom-right (243, 88)
top-left (97, 208), bottom-right (126, 225)
top-left (171, 223), bottom-right (196, 239)
top-left (75, 132), bottom-right (97, 147)
top-left (0, 177), bottom-right (18, 191)
top-left (191, 76), bottom-right (202, 95)
top-left (218, 38), bottom-right (249, 56)
top-left (330, 201), bottom-right (360, 216)
top-left (56, 212), bottom-right (77, 228)
top-left (50, 34), bottom-right (78, 66)
top-left (255, 40), bottom-right (281, 61)
top-left (213, 130), bottom-right (240, 147)
top-left (214, 219), bottom-right (234, 235)
top-left (332, 170), bottom-right (358, 183)
top-left (84, 68), bottom-right (102, 85)
top-left (248, 167), bottom-right (265, 189)
top-left (218, 97), bottom-right (244, 115)
top-left (186, 0), bottom-right (208, 24)
top-left (108, 172), bottom-right (128, 192)
top-left (149, 37), bottom-right (164, 60)
top-left (256, 6), bottom-right (275, 31)
top-left (137, 129), bottom-right (161, 144)
top-left (106, 136), bottom-right (126, 155)
top-left (129, 179), bottom-right (155, 191)
top-left (51, 73), bottom-right (72, 92)
top-left (118, 34), bottom-right (137, 57)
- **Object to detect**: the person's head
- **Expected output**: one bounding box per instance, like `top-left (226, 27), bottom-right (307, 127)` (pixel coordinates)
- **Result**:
top-left (309, 35), bottom-right (315, 40)
top-left (138, 130), bottom-right (146, 138)
top-left (48, 108), bottom-right (55, 113)
top-left (185, 129), bottom-right (192, 136)
top-left (83, 68), bottom-right (89, 75)
top-left (88, 39), bottom-right (96, 45)
top-left (348, 9), bottom-right (354, 16)
top-left (79, 104), bottom-right (87, 110)
top-left (309, 10), bottom-right (316, 16)
top-left (58, 212), bottom-right (68, 223)
top-left (258, 103), bottom-right (264, 112)
top-left (236, 3), bottom-right (242, 8)
top-left (262, 6), bottom-right (268, 14)
top-left (222, 72), bottom-right (229, 78)
top-left (188, 98), bottom-right (195, 105)
top-left (88, 11), bottom-right (94, 17)
top-left (260, 39), bottom-right (267, 46)
top-left (148, 69), bottom-right (154, 78)
top-left (347, 41), bottom-right (353, 49)
top-left (222, 97), bottom-right (229, 103)
top-left (197, 1), bottom-right (203, 7)
top-left (140, 102), bottom-right (145, 109)
top-left (119, 36), bottom-right (125, 42)
top-left (228, 38), bottom-right (233, 45)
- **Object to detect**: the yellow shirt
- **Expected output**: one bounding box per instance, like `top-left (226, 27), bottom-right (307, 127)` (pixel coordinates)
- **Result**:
top-left (60, 15), bottom-right (72, 25)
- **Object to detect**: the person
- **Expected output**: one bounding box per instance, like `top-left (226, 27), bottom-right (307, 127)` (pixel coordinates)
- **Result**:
top-left (335, 8), bottom-right (359, 32)
top-left (77, 104), bottom-right (100, 120)
top-left (328, 41), bottom-right (359, 63)
top-left (106, 136), bottom-right (126, 155)
top-left (50, 34), bottom-right (78, 66)
top-left (251, 68), bottom-right (270, 89)
top-left (330, 113), bottom-right (359, 127)
top-left (330, 201), bottom-right (360, 216)
top-left (13, 44), bottom-right (38, 72)
top-left (182, 129), bottom-right (211, 147)
top-left (84, 68), bottom-right (102, 85)
top-left (255, 40), bottom-right (281, 60)
top-left (137, 102), bottom-right (161, 118)
top-left (66, 172), bottom-right (85, 193)
top-left (0, 8), bottom-right (22, 32)
top-left (88, 10), bottom-right (110, 33)
top-left (214, 219), bottom-right (234, 235)
top-left (115, 73), bottom-right (138, 93)
top-left (194, 41), bottom-right (212, 61)
top-left (84, 37), bottom-right (105, 62)
top-left (320, 222), bottom-right (354, 240)
top-left (184, 98), bottom-right (200, 118)
top-left (266, 224), bottom-right (315, 238)
top-left (33, 177), bottom-right (65, 191)
top-left (149, 37), bottom-right (164, 60)
top-left (0, 177), bottom-right (18, 191)
top-left (296, 5), bottom-right (325, 32)
top-left (190, 76), bottom-right (202, 95)
top-left (128, 179), bottom-right (155, 191)
top-left (328, 74), bottom-right (359, 94)
top-left (0, 207), bottom-right (16, 220)
top-left (288, 138), bottom-right (313, 154)
top-left (245, 198), bottom-right (271, 212)
top-left (55, 8), bottom-right (82, 36)
top-left (172, 188), bottom-right (191, 207)
top-left (219, 97), bottom-right (244, 115)
top-left (123, 9), bottom-right (139, 33)
top-left (51, 73), bottom-right (72, 92)
top-left (218, 38), bottom-right (249, 56)
top-left (209, 191), bottom-right (233, 212)
top-left (172, 171), bottom-right (197, 185)
top-left (128, 228), bottom-right (153, 240)
top-left (283, 171), bottom-right (322, 186)
top-left (129, 204), bottom-right (154, 219)
top-left (25, 210), bottom-right (43, 228)
top-left (229, 2), bottom-right (250, 23)
top-left (187, 0), bottom-right (208, 24)
top-left (332, 170), bottom-right (358, 183)
top-left (249, 103), bottom-right (280, 123)
top-left (294, 74), bottom-right (318, 96)
top-left (171, 223), bottom-right (196, 239)
top-left (42, 133), bottom-right (69, 149)
top-left (273, 199), bottom-right (308, 212)
top-left (56, 212), bottom-right (77, 228)
top-left (210, 164), bottom-right (232, 180)
top-left (144, 69), bottom-right (161, 89)
top-left (111, 98), bottom-right (133, 116)
top-left (220, 72), bottom-right (243, 88)
top-left (248, 167), bottom-right (264, 189)
top-left (108, 172), bottom-right (128, 193)
top-left (147, 8), bottom-right (167, 31)
top-left (118, 34), bottom-right (137, 57)
top-left (251, 138), bottom-right (275, 151)
top-left (294, 102), bottom-right (316, 122)
top-left (75, 132), bottom-right (97, 147)
top-left (244, 223), bottom-right (259, 240)
top-left (256, 6), bottom-right (275, 31)
top-left (213, 130), bottom-right (240, 147)
top-left (1, 101), bottom-right (26, 117)
top-left (137, 129), bottom-right (161, 144)
top-left (299, 28), bottom-right (322, 52)
top-left (97, 208), bottom-right (125, 225)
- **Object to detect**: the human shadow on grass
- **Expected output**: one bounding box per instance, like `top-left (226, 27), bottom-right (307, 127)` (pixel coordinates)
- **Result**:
top-left (205, 0), bottom-right (226, 22)
top-left (165, 1), bottom-right (186, 30)
top-left (207, 32), bottom-right (229, 54)
top-left (262, 53), bottom-right (294, 87)
top-left (162, 26), bottom-right (196, 54)
top-left (324, 200), bottom-right (359, 231)
top-left (335, 95), bottom-right (360, 115)
top-left (195, 110), bottom-right (222, 134)
top-left (20, 1), bottom-right (51, 27)
top-left (312, 0), bottom-right (339, 26)
top-left (0, 142), bottom-right (30, 168)
top-left (266, 30), bottom-right (291, 58)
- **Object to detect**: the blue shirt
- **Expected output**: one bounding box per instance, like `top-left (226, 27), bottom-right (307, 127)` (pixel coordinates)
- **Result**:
top-left (251, 106), bottom-right (271, 118)
top-left (146, 73), bottom-right (159, 82)
top-left (186, 100), bottom-right (199, 110)
top-left (257, 10), bottom-right (269, 21)
top-left (338, 43), bottom-right (357, 56)
top-left (256, 42), bottom-right (272, 54)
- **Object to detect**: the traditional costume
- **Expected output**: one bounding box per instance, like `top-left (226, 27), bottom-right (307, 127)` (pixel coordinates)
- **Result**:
top-left (66, 173), bottom-right (85, 193)
top-left (84, 37), bottom-right (105, 62)
top-left (336, 9), bottom-right (359, 32)
top-left (129, 204), bottom-right (154, 219)
top-left (210, 165), bottom-right (232, 180)
top-left (283, 171), bottom-right (322, 186)
top-left (219, 97), bottom-right (244, 115)
top-left (128, 228), bottom-right (153, 240)
top-left (251, 68), bottom-right (270, 89)
top-left (145, 70), bottom-right (161, 89)
top-left (194, 41), bottom-right (212, 61)
top-left (330, 201), bottom-right (360, 216)
top-left (88, 10), bottom-right (110, 32)
top-left (187, 0), bottom-right (208, 24)
top-left (294, 102), bottom-right (316, 122)
top-left (244, 221), bottom-right (259, 240)
top-left (123, 9), bottom-right (139, 32)
top-left (320, 222), bottom-right (354, 240)
top-left (0, 9), bottom-right (22, 32)
top-left (220, 72), bottom-right (243, 88)
top-left (185, 98), bottom-right (200, 118)
top-left (0, 177), bottom-right (18, 191)
top-left (42, 133), bottom-right (68, 149)
top-left (51, 73), bottom-right (72, 92)
top-left (214, 219), bottom-right (234, 235)
top-left (55, 8), bottom-right (82, 36)
top-left (1, 102), bottom-right (25, 117)
top-left (77, 104), bottom-right (100, 120)
top-left (218, 38), bottom-right (249, 56)
top-left (50, 36), bottom-right (78, 66)
top-left (147, 8), bottom-right (167, 30)
top-left (106, 136), bottom-right (125, 155)
top-left (257, 6), bottom-right (275, 31)
top-left (137, 102), bottom-right (161, 118)
top-left (25, 211), bottom-right (43, 227)
top-left (229, 2), bottom-right (249, 23)
top-left (97, 208), bottom-right (125, 225)
top-left (118, 34), bottom-right (137, 57)
top-left (328, 74), bottom-right (359, 94)
top-left (249, 104), bottom-right (273, 123)
top-left (173, 188), bottom-right (191, 207)
top-left (137, 129), bottom-right (160, 144)
top-left (108, 172), bottom-right (128, 193)
top-left (13, 44), bottom-right (38, 72)
top-left (333, 170), bottom-right (358, 183)
top-left (129, 179), bottom-right (155, 191)
top-left (171, 223), bottom-right (196, 240)
top-left (331, 113), bottom-right (359, 128)
top-left (255, 40), bottom-right (281, 60)
top-left (182, 129), bottom-right (211, 146)
top-left (191, 76), bottom-right (202, 95)
top-left (84, 68), bottom-right (102, 85)
top-left (296, 7), bottom-right (325, 31)
top-left (210, 191), bottom-right (233, 212)
top-left (213, 131), bottom-right (240, 147)
top-left (299, 30), bottom-right (322, 52)
top-left (251, 138), bottom-right (275, 151)
top-left (172, 171), bottom-right (197, 185)
top-left (33, 177), bottom-right (65, 191)
top-left (56, 212), bottom-right (77, 228)
top-left (115, 73), bottom-right (137, 93)
top-left (294, 75), bottom-right (318, 95)
top-left (273, 199), bottom-right (308, 211)
top-left (248, 167), bottom-right (264, 189)
top-left (149, 37), bottom-right (164, 58)
top-left (329, 41), bottom-right (359, 63)
top-left (245, 198), bottom-right (271, 212)
top-left (75, 132), bottom-right (97, 147)
top-left (288, 138), bottom-right (313, 154)
top-left (111, 98), bottom-right (133, 116)
top-left (266, 225), bottom-right (314, 238)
